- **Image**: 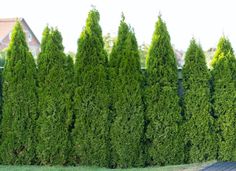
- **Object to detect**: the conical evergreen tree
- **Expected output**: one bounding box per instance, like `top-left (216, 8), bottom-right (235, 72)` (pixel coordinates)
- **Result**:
top-left (183, 39), bottom-right (216, 163)
top-left (211, 37), bottom-right (236, 161)
top-left (145, 16), bottom-right (184, 166)
top-left (0, 21), bottom-right (37, 164)
top-left (37, 28), bottom-right (70, 165)
top-left (73, 9), bottom-right (110, 167)
top-left (109, 17), bottom-right (144, 168)
top-left (108, 15), bottom-right (130, 167)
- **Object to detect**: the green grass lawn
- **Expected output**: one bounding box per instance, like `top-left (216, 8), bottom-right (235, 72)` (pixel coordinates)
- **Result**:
top-left (0, 161), bottom-right (215, 171)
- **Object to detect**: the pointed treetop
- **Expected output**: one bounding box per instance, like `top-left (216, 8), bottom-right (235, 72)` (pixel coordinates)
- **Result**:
top-left (121, 12), bottom-right (125, 22)
top-left (190, 37), bottom-right (196, 43)
top-left (211, 36), bottom-right (234, 67)
top-left (8, 21), bottom-right (29, 52)
top-left (158, 11), bottom-right (162, 18)
top-left (40, 26), bottom-right (50, 52)
top-left (109, 13), bottom-right (130, 67)
top-left (184, 38), bottom-right (207, 71)
top-left (146, 15), bottom-right (174, 71)
top-left (157, 14), bottom-right (165, 27)
top-left (88, 8), bottom-right (100, 22)
top-left (51, 28), bottom-right (64, 51)
top-left (83, 8), bottom-right (101, 37)
top-left (187, 38), bottom-right (201, 52)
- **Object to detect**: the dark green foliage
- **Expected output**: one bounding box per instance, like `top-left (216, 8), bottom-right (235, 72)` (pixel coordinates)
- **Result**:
top-left (0, 21), bottom-right (37, 164)
top-left (183, 39), bottom-right (216, 163)
top-left (0, 69), bottom-right (2, 121)
top-left (64, 55), bottom-right (75, 165)
top-left (73, 9), bottom-right (110, 167)
top-left (109, 16), bottom-right (144, 168)
top-left (145, 16), bottom-right (184, 166)
top-left (211, 37), bottom-right (236, 161)
top-left (0, 51), bottom-right (7, 67)
top-left (37, 27), bottom-right (72, 165)
top-left (64, 55), bottom-right (75, 133)
top-left (109, 14), bottom-right (130, 124)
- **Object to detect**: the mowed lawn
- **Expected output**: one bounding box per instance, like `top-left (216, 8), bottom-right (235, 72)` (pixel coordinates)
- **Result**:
top-left (0, 161), bottom-right (215, 171)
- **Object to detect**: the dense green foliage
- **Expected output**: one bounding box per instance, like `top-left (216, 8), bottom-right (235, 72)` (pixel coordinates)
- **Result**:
top-left (109, 16), bottom-right (144, 168)
top-left (183, 39), bottom-right (216, 163)
top-left (211, 37), bottom-right (236, 161)
top-left (72, 9), bottom-right (110, 167)
top-left (36, 27), bottom-right (72, 165)
top-left (64, 55), bottom-right (75, 164)
top-left (0, 10), bottom-right (236, 168)
top-left (0, 51), bottom-right (7, 67)
top-left (145, 16), bottom-right (184, 166)
top-left (0, 22), bottom-right (37, 164)
top-left (0, 69), bottom-right (2, 122)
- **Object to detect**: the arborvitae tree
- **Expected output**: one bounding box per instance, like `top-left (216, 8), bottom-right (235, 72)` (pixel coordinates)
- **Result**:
top-left (183, 39), bottom-right (216, 163)
top-left (108, 15), bottom-right (130, 167)
top-left (145, 16), bottom-right (184, 166)
top-left (211, 37), bottom-right (236, 161)
top-left (109, 14), bottom-right (130, 123)
top-left (0, 21), bottom-right (37, 164)
top-left (109, 17), bottom-right (144, 168)
top-left (73, 9), bottom-right (110, 167)
top-left (37, 28), bottom-right (70, 165)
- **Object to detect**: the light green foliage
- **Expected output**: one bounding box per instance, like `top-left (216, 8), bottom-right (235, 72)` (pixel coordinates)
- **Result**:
top-left (36, 27), bottom-right (72, 165)
top-left (73, 9), bottom-right (110, 167)
top-left (183, 39), bottom-right (216, 163)
top-left (211, 37), bottom-right (236, 161)
top-left (109, 16), bottom-right (144, 168)
top-left (0, 21), bottom-right (37, 164)
top-left (145, 16), bottom-right (184, 166)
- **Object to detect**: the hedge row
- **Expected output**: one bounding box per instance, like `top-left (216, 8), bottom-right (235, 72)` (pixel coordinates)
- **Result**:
top-left (0, 9), bottom-right (236, 168)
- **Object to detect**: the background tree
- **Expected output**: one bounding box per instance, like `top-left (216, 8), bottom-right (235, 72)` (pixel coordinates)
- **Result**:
top-left (211, 37), bottom-right (236, 161)
top-left (0, 22), bottom-right (37, 164)
top-left (109, 16), bottom-right (144, 168)
top-left (37, 28), bottom-right (71, 165)
top-left (145, 16), bottom-right (184, 166)
top-left (139, 43), bottom-right (149, 68)
top-left (183, 39), bottom-right (216, 163)
top-left (103, 33), bottom-right (116, 55)
top-left (72, 9), bottom-right (110, 167)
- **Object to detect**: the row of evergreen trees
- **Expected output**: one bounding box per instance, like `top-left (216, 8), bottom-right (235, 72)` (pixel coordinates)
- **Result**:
top-left (0, 8), bottom-right (236, 168)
